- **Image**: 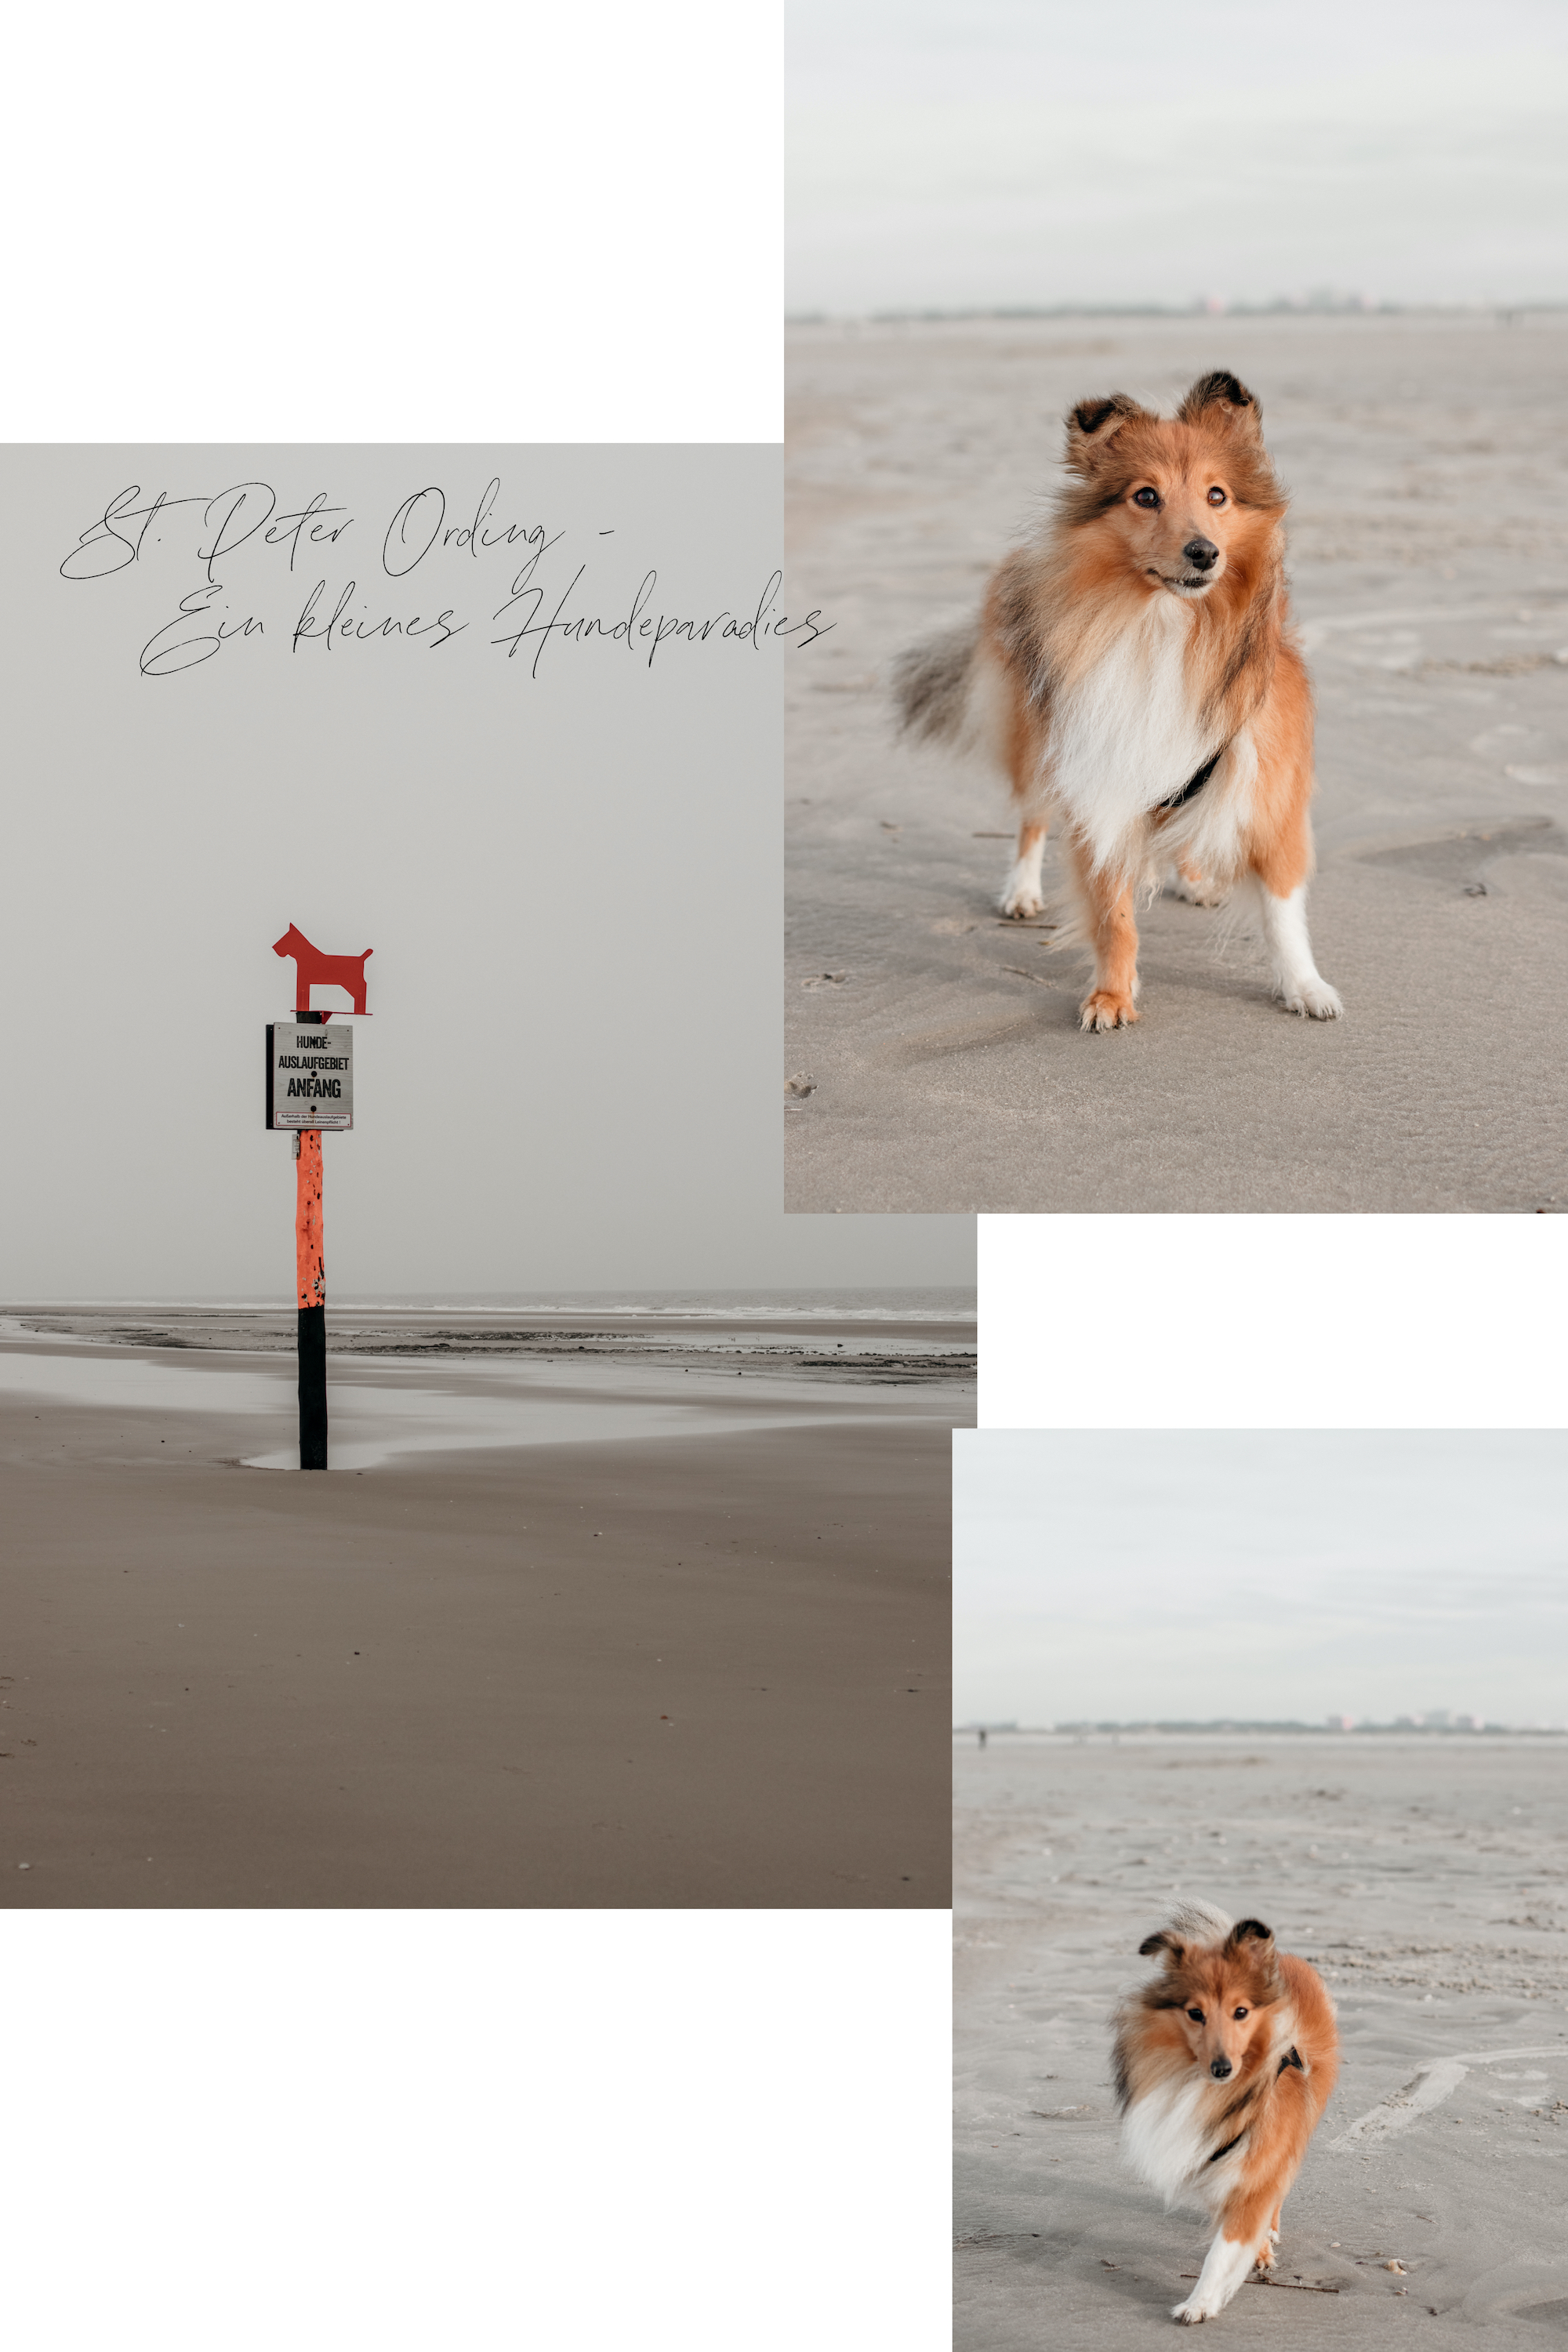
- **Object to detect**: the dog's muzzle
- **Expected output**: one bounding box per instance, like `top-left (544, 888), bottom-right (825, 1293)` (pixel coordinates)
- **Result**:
top-left (1209, 2058), bottom-right (1233, 2080)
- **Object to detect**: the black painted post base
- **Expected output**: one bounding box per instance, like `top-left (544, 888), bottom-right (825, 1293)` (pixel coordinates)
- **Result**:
top-left (299, 1304), bottom-right (328, 1468)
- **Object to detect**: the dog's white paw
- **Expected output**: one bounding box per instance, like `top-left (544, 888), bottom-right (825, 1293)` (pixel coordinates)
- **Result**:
top-left (1277, 977), bottom-right (1343, 1020)
top-left (1171, 2297), bottom-right (1213, 2325)
top-left (998, 884), bottom-right (1044, 919)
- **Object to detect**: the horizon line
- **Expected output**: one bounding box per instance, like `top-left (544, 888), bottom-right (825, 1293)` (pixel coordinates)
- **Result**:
top-left (953, 1719), bottom-right (1567, 1736)
top-left (789, 299), bottom-right (1568, 325)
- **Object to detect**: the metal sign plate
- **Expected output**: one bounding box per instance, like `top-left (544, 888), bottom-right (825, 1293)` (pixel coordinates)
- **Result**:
top-left (266, 1023), bottom-right (354, 1130)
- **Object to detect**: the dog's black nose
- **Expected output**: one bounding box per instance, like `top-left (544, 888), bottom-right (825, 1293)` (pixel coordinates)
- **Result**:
top-left (1182, 538), bottom-right (1219, 571)
top-left (1209, 2057), bottom-right (1232, 2079)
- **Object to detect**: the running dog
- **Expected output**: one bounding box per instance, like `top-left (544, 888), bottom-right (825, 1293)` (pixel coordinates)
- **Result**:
top-left (1111, 1903), bottom-right (1340, 2324)
top-left (894, 371), bottom-right (1342, 1029)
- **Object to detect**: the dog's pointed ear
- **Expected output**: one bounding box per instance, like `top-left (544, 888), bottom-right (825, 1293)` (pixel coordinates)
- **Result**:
top-left (1065, 392), bottom-right (1151, 473)
top-left (1224, 1918), bottom-right (1275, 1954)
top-left (1138, 1929), bottom-right (1184, 1962)
top-left (1178, 371), bottom-right (1263, 438)
top-left (1225, 1917), bottom-right (1283, 1994)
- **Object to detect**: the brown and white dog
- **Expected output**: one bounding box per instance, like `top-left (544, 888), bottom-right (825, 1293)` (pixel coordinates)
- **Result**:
top-left (1111, 1903), bottom-right (1340, 2324)
top-left (895, 371), bottom-right (1342, 1029)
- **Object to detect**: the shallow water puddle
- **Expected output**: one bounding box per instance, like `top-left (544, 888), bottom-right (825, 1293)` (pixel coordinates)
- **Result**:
top-left (0, 1338), bottom-right (930, 1471)
top-left (0, 1347), bottom-right (287, 1417)
top-left (240, 1385), bottom-right (771, 1470)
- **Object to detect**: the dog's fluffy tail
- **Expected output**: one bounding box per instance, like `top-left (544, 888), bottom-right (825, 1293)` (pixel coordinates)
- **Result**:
top-left (891, 619), bottom-right (980, 743)
top-left (1162, 1899), bottom-right (1234, 1947)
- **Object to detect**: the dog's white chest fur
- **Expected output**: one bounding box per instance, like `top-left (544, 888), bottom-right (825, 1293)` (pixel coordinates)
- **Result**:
top-left (1120, 2075), bottom-right (1212, 2207)
top-left (1044, 595), bottom-right (1211, 869)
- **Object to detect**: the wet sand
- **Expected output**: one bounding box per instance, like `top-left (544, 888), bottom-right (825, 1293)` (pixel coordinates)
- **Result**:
top-left (955, 1733), bottom-right (1568, 2344)
top-left (2, 1301), bottom-right (976, 1377)
top-left (0, 1314), bottom-right (967, 1907)
top-left (786, 312), bottom-right (1568, 1212)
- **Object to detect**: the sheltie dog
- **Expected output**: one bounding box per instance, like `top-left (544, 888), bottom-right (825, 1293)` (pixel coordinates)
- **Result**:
top-left (894, 370), bottom-right (1343, 1029)
top-left (1111, 1903), bottom-right (1340, 2325)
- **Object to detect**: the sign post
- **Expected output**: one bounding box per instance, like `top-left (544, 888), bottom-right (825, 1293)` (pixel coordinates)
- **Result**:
top-left (267, 927), bottom-right (371, 1472)
top-left (294, 1028), bottom-right (328, 1468)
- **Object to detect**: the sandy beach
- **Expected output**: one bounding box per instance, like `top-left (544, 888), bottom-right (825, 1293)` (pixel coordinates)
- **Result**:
top-left (0, 1306), bottom-right (968, 1907)
top-left (786, 311), bottom-right (1568, 1211)
top-left (954, 1733), bottom-right (1568, 2343)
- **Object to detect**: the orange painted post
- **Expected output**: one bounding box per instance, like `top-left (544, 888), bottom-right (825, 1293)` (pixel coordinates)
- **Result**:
top-left (268, 930), bottom-right (368, 1472)
top-left (296, 1058), bottom-right (328, 1469)
top-left (296, 1128), bottom-right (325, 1308)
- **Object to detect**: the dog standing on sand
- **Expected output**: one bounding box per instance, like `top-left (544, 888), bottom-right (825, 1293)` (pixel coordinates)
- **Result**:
top-left (1111, 1903), bottom-right (1340, 2325)
top-left (895, 371), bottom-right (1343, 1030)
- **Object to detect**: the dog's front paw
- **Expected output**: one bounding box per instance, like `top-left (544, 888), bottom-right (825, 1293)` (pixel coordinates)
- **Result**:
top-left (1080, 989), bottom-right (1138, 1032)
top-left (1171, 2296), bottom-right (1212, 2325)
top-left (1277, 977), bottom-right (1343, 1020)
top-left (998, 884), bottom-right (1044, 919)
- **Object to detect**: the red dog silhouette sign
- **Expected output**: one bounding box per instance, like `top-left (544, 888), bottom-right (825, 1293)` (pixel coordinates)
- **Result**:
top-left (273, 924), bottom-right (373, 1014)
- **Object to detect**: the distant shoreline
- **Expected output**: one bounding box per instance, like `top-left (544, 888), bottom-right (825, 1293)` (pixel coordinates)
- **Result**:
top-left (789, 302), bottom-right (1568, 326)
top-left (0, 1288), bottom-right (975, 1323)
top-left (0, 1307), bottom-right (976, 1386)
top-left (953, 1725), bottom-right (1567, 1741)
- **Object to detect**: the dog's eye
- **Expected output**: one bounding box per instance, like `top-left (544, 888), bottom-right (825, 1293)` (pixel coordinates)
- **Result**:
top-left (1132, 488), bottom-right (1160, 509)
top-left (1186, 2007), bottom-right (1205, 2023)
top-left (1232, 2006), bottom-right (1248, 2020)
top-left (1207, 487), bottom-right (1227, 506)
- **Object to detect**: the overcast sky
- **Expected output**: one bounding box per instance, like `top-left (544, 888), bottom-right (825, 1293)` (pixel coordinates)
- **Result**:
top-left (789, 0), bottom-right (1568, 314)
top-left (954, 1431), bottom-right (1568, 1727)
top-left (0, 442), bottom-right (971, 1301)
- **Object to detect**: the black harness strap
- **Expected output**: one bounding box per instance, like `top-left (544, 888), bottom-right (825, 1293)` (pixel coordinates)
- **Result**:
top-left (1206, 2049), bottom-right (1305, 2169)
top-left (1160, 744), bottom-right (1227, 812)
